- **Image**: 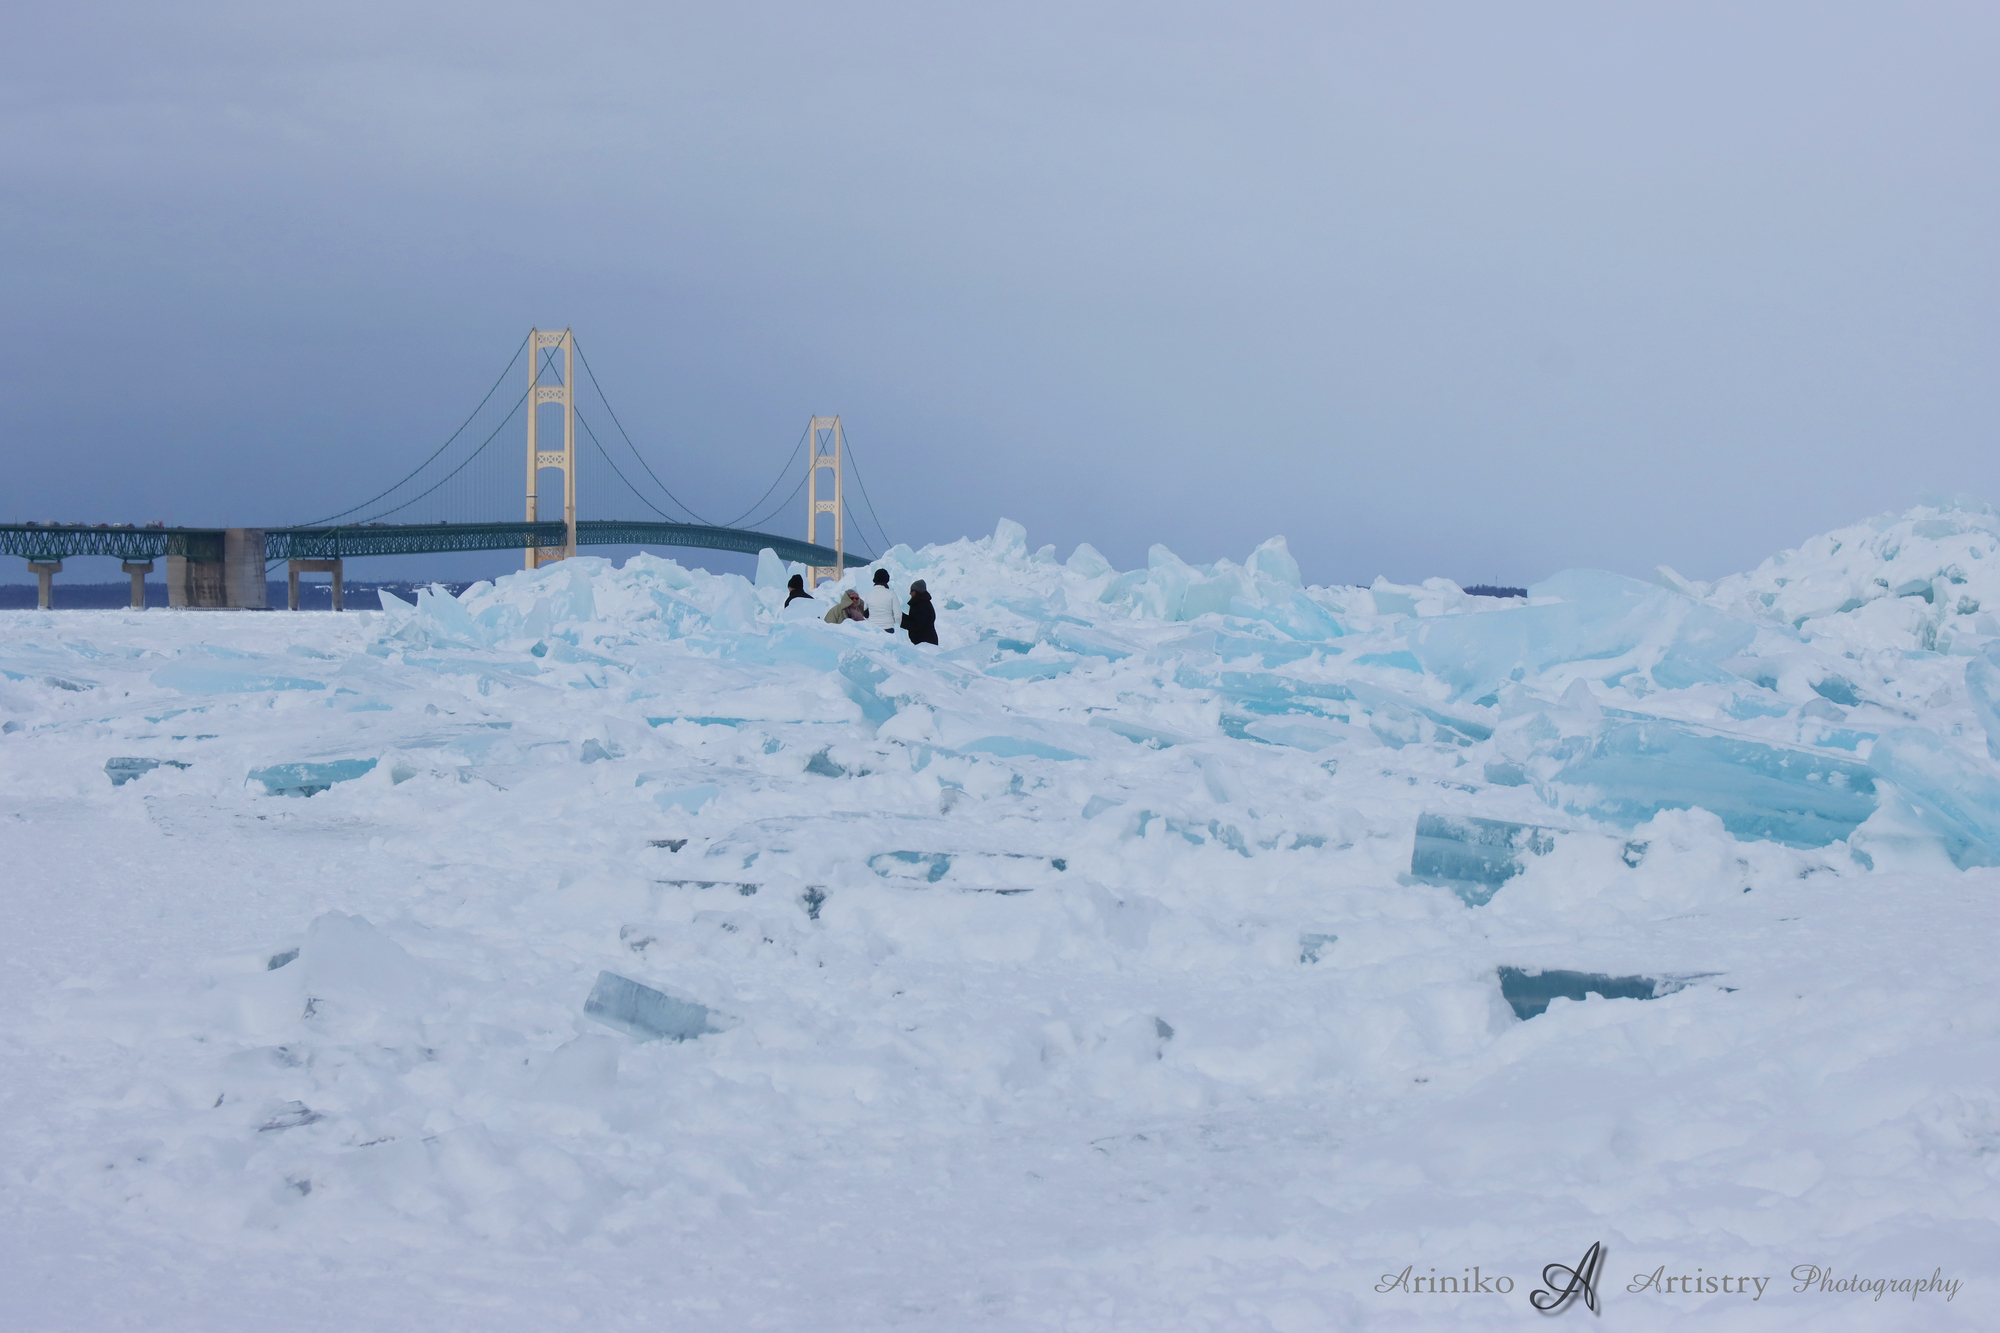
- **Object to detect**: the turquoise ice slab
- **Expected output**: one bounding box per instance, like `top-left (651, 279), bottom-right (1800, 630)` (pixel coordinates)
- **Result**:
top-left (105, 757), bottom-right (190, 786)
top-left (1555, 721), bottom-right (1876, 848)
top-left (583, 971), bottom-right (719, 1042)
top-left (1409, 813), bottom-right (1560, 907)
top-left (248, 758), bottom-right (378, 797)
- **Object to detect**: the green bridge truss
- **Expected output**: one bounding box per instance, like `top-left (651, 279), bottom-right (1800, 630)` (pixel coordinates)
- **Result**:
top-left (0, 525), bottom-right (224, 562)
top-left (3, 522), bottom-right (868, 569)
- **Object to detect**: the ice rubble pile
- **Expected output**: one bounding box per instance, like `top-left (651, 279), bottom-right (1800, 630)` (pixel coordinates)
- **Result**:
top-left (347, 499), bottom-right (2000, 872)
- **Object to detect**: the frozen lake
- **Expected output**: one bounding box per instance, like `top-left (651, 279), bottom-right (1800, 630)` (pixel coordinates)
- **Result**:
top-left (1, 508), bottom-right (1995, 1330)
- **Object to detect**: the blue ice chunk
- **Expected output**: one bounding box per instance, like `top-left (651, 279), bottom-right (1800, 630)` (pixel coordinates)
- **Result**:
top-left (1963, 648), bottom-right (2000, 761)
top-left (153, 664), bottom-right (328, 694)
top-left (413, 584), bottom-right (480, 644)
top-left (1089, 716), bottom-right (1192, 748)
top-left (105, 757), bottom-right (189, 786)
top-left (583, 971), bottom-right (719, 1042)
top-left (869, 850), bottom-right (952, 882)
top-left (725, 624), bottom-right (844, 672)
top-left (1210, 634), bottom-right (1316, 665)
top-left (1409, 813), bottom-right (1558, 907)
top-left (1370, 589), bottom-right (1418, 616)
top-left (472, 603), bottom-right (523, 644)
top-left (960, 736), bottom-right (1084, 762)
top-left (656, 784), bottom-right (720, 813)
top-left (1345, 681), bottom-right (1494, 743)
top-left (1214, 671), bottom-right (1354, 716)
top-left (1082, 795), bottom-right (1124, 819)
top-left (1248, 536), bottom-right (1302, 588)
top-left (754, 547), bottom-right (788, 589)
top-left (1498, 967), bottom-right (1670, 1020)
top-left (837, 652), bottom-right (897, 727)
top-left (1866, 728), bottom-right (2000, 868)
top-left (1554, 721), bottom-right (1876, 847)
top-left (1409, 573), bottom-right (1756, 702)
top-left (1811, 675), bottom-right (1862, 706)
top-left (1181, 568), bottom-right (1247, 619)
top-left (1726, 693), bottom-right (1791, 720)
top-left (1240, 716), bottom-right (1349, 751)
top-left (1484, 761), bottom-right (1529, 786)
top-left (1066, 543), bottom-right (1114, 578)
top-left (249, 758), bottom-right (378, 797)
top-left (1651, 653), bottom-right (1736, 690)
top-left (1355, 651), bottom-right (1422, 672)
top-left (1223, 592), bottom-right (1347, 641)
top-left (1, 669), bottom-right (91, 690)
top-left (1044, 625), bottom-right (1131, 661)
top-left (986, 657), bottom-right (1079, 681)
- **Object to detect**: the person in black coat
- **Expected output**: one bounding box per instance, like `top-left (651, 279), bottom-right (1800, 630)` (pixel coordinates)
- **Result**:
top-left (901, 579), bottom-right (939, 645)
top-left (784, 574), bottom-right (813, 607)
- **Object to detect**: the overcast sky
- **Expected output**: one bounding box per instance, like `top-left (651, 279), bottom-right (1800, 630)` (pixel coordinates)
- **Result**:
top-left (4, 2), bottom-right (1995, 588)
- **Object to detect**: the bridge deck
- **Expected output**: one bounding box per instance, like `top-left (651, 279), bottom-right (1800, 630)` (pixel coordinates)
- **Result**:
top-left (3, 522), bottom-right (867, 569)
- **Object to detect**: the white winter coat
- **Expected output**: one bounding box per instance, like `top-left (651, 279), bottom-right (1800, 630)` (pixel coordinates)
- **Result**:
top-left (865, 584), bottom-right (901, 632)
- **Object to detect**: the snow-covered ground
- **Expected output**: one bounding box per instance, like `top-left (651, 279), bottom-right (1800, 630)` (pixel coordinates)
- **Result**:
top-left (3, 505), bottom-right (1996, 1331)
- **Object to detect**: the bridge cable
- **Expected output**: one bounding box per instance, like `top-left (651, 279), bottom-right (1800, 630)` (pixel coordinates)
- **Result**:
top-left (352, 396), bottom-right (527, 524)
top-left (839, 427), bottom-right (895, 553)
top-left (576, 409), bottom-right (695, 525)
top-left (843, 498), bottom-right (877, 562)
top-left (571, 337), bottom-right (714, 525)
top-left (734, 467), bottom-right (811, 536)
top-left (718, 423), bottom-right (811, 529)
top-left (295, 331), bottom-right (531, 527)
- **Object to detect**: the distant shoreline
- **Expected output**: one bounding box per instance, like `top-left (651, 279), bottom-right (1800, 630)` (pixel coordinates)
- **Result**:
top-left (0, 580), bottom-right (476, 611)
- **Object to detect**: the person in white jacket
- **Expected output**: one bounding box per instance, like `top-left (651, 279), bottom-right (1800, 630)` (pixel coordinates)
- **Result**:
top-left (864, 568), bottom-right (900, 634)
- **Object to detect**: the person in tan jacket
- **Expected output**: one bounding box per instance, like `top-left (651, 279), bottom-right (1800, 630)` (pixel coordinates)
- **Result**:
top-left (823, 589), bottom-right (868, 624)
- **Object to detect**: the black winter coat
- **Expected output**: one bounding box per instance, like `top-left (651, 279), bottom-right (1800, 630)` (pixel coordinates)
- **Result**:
top-left (901, 594), bottom-right (939, 645)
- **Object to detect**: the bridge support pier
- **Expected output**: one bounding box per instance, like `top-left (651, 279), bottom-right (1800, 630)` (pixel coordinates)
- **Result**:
top-left (166, 556), bottom-right (223, 608)
top-left (288, 559), bottom-right (343, 611)
top-left (28, 561), bottom-right (60, 610)
top-left (121, 560), bottom-right (153, 609)
top-left (224, 528), bottom-right (267, 610)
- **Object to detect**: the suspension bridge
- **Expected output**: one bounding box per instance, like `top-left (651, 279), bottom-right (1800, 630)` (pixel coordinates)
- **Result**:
top-left (2, 328), bottom-right (889, 609)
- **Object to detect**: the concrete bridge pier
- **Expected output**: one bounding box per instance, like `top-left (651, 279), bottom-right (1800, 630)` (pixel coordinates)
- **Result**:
top-left (167, 529), bottom-right (266, 608)
top-left (166, 556), bottom-right (223, 607)
top-left (28, 561), bottom-right (61, 610)
top-left (288, 558), bottom-right (343, 611)
top-left (121, 560), bottom-right (153, 609)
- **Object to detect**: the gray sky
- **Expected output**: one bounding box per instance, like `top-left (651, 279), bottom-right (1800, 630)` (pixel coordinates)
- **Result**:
top-left (4, 2), bottom-right (1995, 588)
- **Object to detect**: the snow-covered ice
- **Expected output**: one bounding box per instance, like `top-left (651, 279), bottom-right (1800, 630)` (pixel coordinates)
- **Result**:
top-left (3, 501), bottom-right (1998, 1329)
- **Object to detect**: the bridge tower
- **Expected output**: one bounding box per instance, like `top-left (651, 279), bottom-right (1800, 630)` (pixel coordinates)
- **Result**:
top-left (806, 415), bottom-right (844, 586)
top-left (525, 327), bottom-right (576, 568)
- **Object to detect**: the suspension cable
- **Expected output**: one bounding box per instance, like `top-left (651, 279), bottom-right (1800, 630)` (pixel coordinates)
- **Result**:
top-left (576, 410), bottom-right (689, 524)
top-left (736, 467), bottom-right (811, 535)
top-left (840, 426), bottom-right (894, 553)
top-left (841, 498), bottom-right (880, 561)
top-left (296, 330), bottom-right (531, 526)
top-left (354, 396), bottom-right (527, 523)
top-left (719, 423), bottom-right (811, 528)
top-left (571, 336), bottom-right (713, 524)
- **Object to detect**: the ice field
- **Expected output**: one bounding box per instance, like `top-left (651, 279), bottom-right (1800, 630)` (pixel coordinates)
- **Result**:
top-left (2, 503), bottom-right (1997, 1330)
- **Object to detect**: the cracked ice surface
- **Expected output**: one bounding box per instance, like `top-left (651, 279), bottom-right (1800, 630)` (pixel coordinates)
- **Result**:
top-left (2, 504), bottom-right (1999, 1330)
